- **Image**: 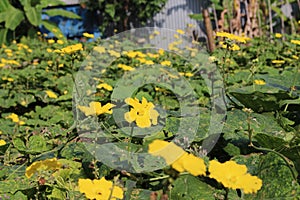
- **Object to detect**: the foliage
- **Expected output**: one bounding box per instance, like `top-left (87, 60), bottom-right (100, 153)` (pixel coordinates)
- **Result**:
top-left (79, 0), bottom-right (167, 35)
top-left (0, 28), bottom-right (299, 199)
top-left (0, 0), bottom-right (81, 44)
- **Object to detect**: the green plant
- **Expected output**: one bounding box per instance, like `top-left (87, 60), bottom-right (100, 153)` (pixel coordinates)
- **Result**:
top-left (0, 0), bottom-right (81, 44)
top-left (79, 0), bottom-right (167, 35)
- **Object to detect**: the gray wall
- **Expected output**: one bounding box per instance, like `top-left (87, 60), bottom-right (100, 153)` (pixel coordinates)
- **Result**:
top-left (147, 0), bottom-right (206, 40)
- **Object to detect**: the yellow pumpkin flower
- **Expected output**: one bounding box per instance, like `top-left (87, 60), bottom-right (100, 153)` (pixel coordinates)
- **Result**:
top-left (0, 140), bottom-right (6, 146)
top-left (117, 63), bottom-right (135, 71)
top-left (216, 32), bottom-right (250, 43)
top-left (208, 160), bottom-right (262, 194)
top-left (25, 158), bottom-right (61, 178)
top-left (148, 140), bottom-right (186, 165)
top-left (78, 102), bottom-right (115, 116)
top-left (45, 90), bottom-right (58, 99)
top-left (124, 97), bottom-right (159, 128)
top-left (83, 32), bottom-right (94, 38)
top-left (6, 113), bottom-right (25, 125)
top-left (254, 79), bottom-right (266, 85)
top-left (97, 83), bottom-right (113, 91)
top-left (160, 60), bottom-right (171, 66)
top-left (78, 177), bottom-right (123, 200)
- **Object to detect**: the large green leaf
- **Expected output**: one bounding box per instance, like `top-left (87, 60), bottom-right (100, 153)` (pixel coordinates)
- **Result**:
top-left (0, 0), bottom-right (11, 12)
top-left (44, 9), bottom-right (81, 19)
top-left (24, 5), bottom-right (42, 26)
top-left (170, 174), bottom-right (216, 199)
top-left (4, 7), bottom-right (24, 30)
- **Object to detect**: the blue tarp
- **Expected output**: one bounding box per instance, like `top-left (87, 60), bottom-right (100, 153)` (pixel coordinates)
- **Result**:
top-left (40, 5), bottom-right (101, 40)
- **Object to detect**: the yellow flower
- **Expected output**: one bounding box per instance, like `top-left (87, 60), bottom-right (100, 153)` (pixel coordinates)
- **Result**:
top-left (209, 160), bottom-right (247, 188)
top-left (291, 40), bottom-right (300, 45)
top-left (25, 158), bottom-right (61, 178)
top-left (158, 49), bottom-right (164, 55)
top-left (94, 46), bottom-right (106, 53)
top-left (216, 32), bottom-right (250, 43)
top-left (47, 61), bottom-right (53, 66)
top-left (136, 51), bottom-right (146, 58)
top-left (78, 102), bottom-right (115, 116)
top-left (97, 83), bottom-right (113, 91)
top-left (4, 77), bottom-right (14, 82)
top-left (126, 51), bottom-right (139, 58)
top-left (208, 160), bottom-right (262, 194)
top-left (108, 50), bottom-right (120, 57)
top-left (56, 40), bottom-right (64, 44)
top-left (160, 60), bottom-right (171, 66)
top-left (148, 140), bottom-right (206, 176)
top-left (83, 32), bottom-right (94, 38)
top-left (147, 53), bottom-right (159, 58)
top-left (235, 173), bottom-right (263, 194)
top-left (124, 97), bottom-right (159, 128)
top-left (78, 177), bottom-right (123, 200)
top-left (45, 90), bottom-right (58, 99)
top-left (145, 60), bottom-right (154, 65)
top-left (48, 39), bottom-right (55, 44)
top-left (219, 41), bottom-right (240, 51)
top-left (6, 113), bottom-right (25, 125)
top-left (0, 140), bottom-right (6, 146)
top-left (172, 153), bottom-right (206, 176)
top-left (292, 55), bottom-right (299, 60)
top-left (272, 60), bottom-right (285, 64)
top-left (176, 29), bottom-right (185, 35)
top-left (153, 30), bottom-right (160, 35)
top-left (254, 79), bottom-right (266, 85)
top-left (1, 58), bottom-right (20, 66)
top-left (168, 43), bottom-right (180, 51)
top-left (148, 140), bottom-right (186, 165)
top-left (275, 33), bottom-right (282, 38)
top-left (4, 49), bottom-right (12, 53)
top-left (118, 64), bottom-right (134, 71)
top-left (55, 43), bottom-right (83, 54)
top-left (47, 48), bottom-right (53, 53)
top-left (180, 72), bottom-right (193, 77)
top-left (174, 34), bottom-right (180, 39)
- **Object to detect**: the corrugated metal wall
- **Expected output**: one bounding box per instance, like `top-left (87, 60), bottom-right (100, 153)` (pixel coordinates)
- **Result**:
top-left (147, 0), bottom-right (206, 39)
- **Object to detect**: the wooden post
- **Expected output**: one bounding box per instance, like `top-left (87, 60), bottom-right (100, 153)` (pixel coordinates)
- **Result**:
top-left (202, 8), bottom-right (216, 52)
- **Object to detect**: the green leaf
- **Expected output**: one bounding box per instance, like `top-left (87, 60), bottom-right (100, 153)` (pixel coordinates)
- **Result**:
top-left (39, 0), bottom-right (65, 8)
top-left (44, 9), bottom-right (81, 19)
top-left (0, 178), bottom-right (36, 193)
top-left (4, 7), bottom-right (24, 30)
top-left (105, 4), bottom-right (115, 18)
top-left (27, 135), bottom-right (50, 154)
top-left (170, 174), bottom-right (216, 199)
top-left (0, 28), bottom-right (8, 45)
top-left (24, 5), bottom-right (42, 26)
top-left (254, 133), bottom-right (287, 150)
top-left (41, 20), bottom-right (65, 39)
top-left (0, 0), bottom-right (11, 12)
